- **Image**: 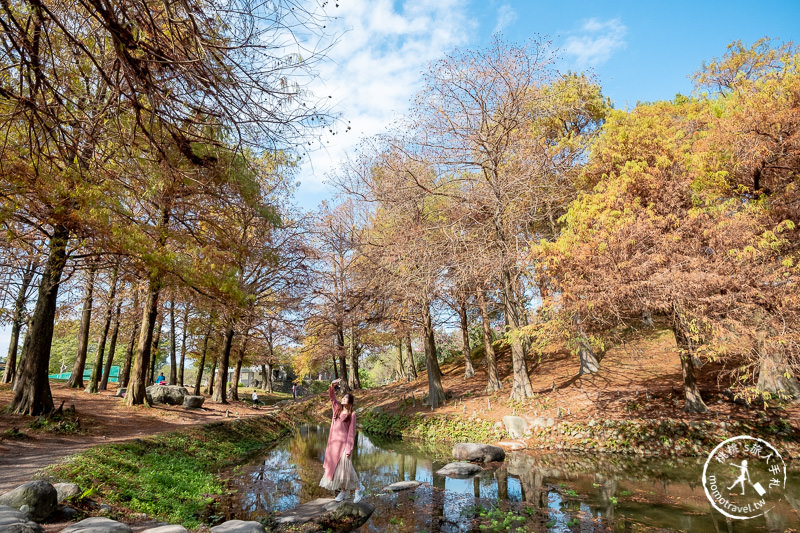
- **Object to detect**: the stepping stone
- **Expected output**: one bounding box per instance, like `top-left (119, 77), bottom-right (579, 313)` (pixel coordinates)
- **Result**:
top-left (61, 517), bottom-right (132, 533)
top-left (276, 498), bottom-right (335, 524)
top-left (209, 520), bottom-right (264, 533)
top-left (142, 526), bottom-right (189, 533)
top-left (382, 481), bottom-right (421, 492)
top-left (276, 497), bottom-right (374, 530)
top-left (436, 461), bottom-right (483, 478)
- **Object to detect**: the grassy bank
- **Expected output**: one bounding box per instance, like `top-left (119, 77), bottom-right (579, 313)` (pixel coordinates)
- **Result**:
top-left (44, 411), bottom-right (299, 528)
top-left (359, 410), bottom-right (504, 444)
top-left (356, 407), bottom-right (799, 459)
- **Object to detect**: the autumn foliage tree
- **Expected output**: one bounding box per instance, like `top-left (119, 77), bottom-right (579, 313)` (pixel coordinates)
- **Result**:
top-left (541, 39), bottom-right (800, 412)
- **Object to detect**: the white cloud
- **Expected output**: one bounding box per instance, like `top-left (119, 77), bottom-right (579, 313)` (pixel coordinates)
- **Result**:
top-left (563, 18), bottom-right (627, 67)
top-left (295, 0), bottom-right (474, 202)
top-left (493, 4), bottom-right (516, 35)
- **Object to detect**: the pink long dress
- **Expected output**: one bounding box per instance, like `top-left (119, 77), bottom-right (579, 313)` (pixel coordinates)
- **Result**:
top-left (320, 384), bottom-right (358, 489)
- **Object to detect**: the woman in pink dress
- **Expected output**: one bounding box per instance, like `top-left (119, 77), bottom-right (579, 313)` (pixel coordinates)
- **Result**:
top-left (319, 378), bottom-right (364, 502)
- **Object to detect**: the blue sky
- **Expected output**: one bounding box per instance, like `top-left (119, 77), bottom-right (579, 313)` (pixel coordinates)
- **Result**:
top-left (0, 0), bottom-right (798, 358)
top-left (294, 0), bottom-right (800, 210)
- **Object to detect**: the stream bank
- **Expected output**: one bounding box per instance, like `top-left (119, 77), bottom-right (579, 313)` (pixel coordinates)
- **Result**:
top-left (41, 407), bottom-right (311, 529)
top-left (224, 423), bottom-right (800, 532)
top-left (356, 409), bottom-right (800, 459)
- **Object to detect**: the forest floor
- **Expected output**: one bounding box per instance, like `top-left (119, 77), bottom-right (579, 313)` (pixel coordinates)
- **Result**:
top-left (341, 327), bottom-right (800, 454)
top-left (0, 383), bottom-right (291, 494)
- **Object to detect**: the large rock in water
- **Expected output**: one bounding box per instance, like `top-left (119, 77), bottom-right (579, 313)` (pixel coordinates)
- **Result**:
top-left (209, 520), bottom-right (265, 533)
top-left (435, 461), bottom-right (483, 478)
top-left (452, 443), bottom-right (505, 463)
top-left (323, 501), bottom-right (375, 532)
top-left (276, 498), bottom-right (374, 531)
top-left (60, 517), bottom-right (132, 533)
top-left (0, 481), bottom-right (57, 522)
top-left (146, 385), bottom-right (189, 405)
top-left (183, 395), bottom-right (205, 409)
top-left (0, 505), bottom-right (44, 533)
top-left (502, 415), bottom-right (528, 439)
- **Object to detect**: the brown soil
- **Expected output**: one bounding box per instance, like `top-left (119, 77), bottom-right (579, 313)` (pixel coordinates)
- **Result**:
top-left (352, 328), bottom-right (800, 435)
top-left (0, 383), bottom-right (280, 494)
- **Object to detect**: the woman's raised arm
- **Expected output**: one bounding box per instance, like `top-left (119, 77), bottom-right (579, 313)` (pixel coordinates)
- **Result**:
top-left (329, 382), bottom-right (341, 410)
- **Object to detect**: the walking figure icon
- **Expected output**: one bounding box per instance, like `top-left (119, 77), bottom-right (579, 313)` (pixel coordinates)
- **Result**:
top-left (727, 460), bottom-right (766, 496)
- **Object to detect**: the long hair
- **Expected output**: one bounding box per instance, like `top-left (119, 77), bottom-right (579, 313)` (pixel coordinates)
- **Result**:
top-left (334, 393), bottom-right (355, 421)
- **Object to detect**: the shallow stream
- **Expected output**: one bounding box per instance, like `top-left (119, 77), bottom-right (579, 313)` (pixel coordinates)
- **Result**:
top-left (224, 424), bottom-right (800, 532)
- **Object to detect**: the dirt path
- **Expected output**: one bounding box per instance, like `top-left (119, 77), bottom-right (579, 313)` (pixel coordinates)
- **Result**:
top-left (0, 383), bottom-right (280, 493)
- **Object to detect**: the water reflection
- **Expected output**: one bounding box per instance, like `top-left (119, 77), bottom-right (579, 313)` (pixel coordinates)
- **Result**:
top-left (225, 425), bottom-right (800, 532)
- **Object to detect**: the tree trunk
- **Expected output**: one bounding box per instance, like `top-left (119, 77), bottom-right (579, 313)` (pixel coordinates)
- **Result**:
top-left (336, 326), bottom-right (349, 393)
top-left (193, 325), bottom-right (211, 396)
top-left (178, 305), bottom-right (189, 386)
top-left (421, 300), bottom-right (445, 408)
top-left (459, 302), bottom-right (475, 379)
top-left (168, 299), bottom-right (177, 385)
top-left (11, 325), bottom-right (32, 393)
top-left (100, 297), bottom-right (122, 391)
top-left (230, 336), bottom-right (248, 401)
top-left (68, 264), bottom-right (97, 388)
top-left (86, 267), bottom-right (118, 393)
top-left (578, 339), bottom-right (600, 375)
top-left (756, 337), bottom-right (800, 399)
top-left (405, 332), bottom-right (417, 380)
top-left (575, 312), bottom-right (600, 376)
top-left (213, 327), bottom-right (235, 404)
top-left (332, 355), bottom-right (338, 379)
top-left (148, 312), bottom-right (165, 385)
top-left (266, 325), bottom-right (276, 394)
top-left (126, 277), bottom-right (163, 406)
top-left (260, 364), bottom-right (270, 393)
top-left (2, 261), bottom-right (34, 384)
top-left (120, 286), bottom-right (141, 389)
top-left (208, 356), bottom-right (217, 396)
top-left (348, 327), bottom-right (361, 390)
top-left (478, 288), bottom-right (501, 393)
top-left (670, 314), bottom-right (708, 413)
top-left (501, 268), bottom-right (534, 401)
top-left (396, 339), bottom-right (405, 381)
top-left (11, 225), bottom-right (70, 415)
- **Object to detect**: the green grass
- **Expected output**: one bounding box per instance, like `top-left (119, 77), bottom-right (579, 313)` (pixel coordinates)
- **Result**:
top-left (45, 414), bottom-right (294, 528)
top-left (360, 411), bottom-right (503, 443)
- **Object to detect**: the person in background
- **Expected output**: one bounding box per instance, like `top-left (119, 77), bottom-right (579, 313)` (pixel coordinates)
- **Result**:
top-left (252, 390), bottom-right (259, 408)
top-left (319, 378), bottom-right (364, 502)
top-left (292, 383), bottom-right (297, 400)
top-left (156, 373), bottom-right (165, 384)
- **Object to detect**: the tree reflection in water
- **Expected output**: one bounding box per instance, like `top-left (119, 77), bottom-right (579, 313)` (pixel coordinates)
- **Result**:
top-left (224, 424), bottom-right (800, 532)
